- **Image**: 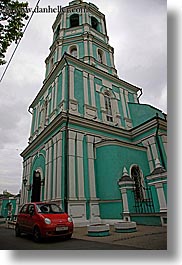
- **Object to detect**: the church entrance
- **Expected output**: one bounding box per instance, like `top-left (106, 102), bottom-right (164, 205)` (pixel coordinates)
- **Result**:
top-left (31, 171), bottom-right (41, 202)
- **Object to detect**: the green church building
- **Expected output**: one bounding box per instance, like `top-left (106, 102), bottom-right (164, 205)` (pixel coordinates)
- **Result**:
top-left (20, 0), bottom-right (167, 226)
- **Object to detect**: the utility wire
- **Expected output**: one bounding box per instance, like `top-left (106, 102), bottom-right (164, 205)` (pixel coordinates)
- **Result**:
top-left (0, 0), bottom-right (41, 83)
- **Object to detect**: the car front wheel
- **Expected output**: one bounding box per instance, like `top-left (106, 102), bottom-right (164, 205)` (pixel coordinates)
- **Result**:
top-left (33, 226), bottom-right (41, 243)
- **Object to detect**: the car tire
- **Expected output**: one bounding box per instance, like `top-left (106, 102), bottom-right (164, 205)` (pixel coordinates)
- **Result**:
top-left (15, 225), bottom-right (21, 237)
top-left (33, 226), bottom-right (41, 243)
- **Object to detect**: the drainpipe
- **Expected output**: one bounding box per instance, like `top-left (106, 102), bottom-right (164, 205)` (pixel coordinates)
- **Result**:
top-left (63, 53), bottom-right (70, 213)
top-left (137, 88), bottom-right (143, 103)
top-left (155, 113), bottom-right (166, 169)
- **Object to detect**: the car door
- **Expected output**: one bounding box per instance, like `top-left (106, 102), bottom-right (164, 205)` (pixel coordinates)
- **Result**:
top-left (26, 204), bottom-right (36, 234)
top-left (18, 204), bottom-right (28, 232)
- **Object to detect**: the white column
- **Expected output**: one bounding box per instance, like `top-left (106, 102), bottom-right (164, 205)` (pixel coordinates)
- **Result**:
top-left (68, 131), bottom-right (76, 199)
top-left (89, 36), bottom-right (93, 57)
top-left (161, 135), bottom-right (167, 154)
top-left (54, 77), bottom-right (58, 110)
top-left (87, 135), bottom-right (97, 199)
top-left (26, 157), bottom-right (32, 203)
top-left (119, 88), bottom-right (128, 118)
top-left (77, 133), bottom-right (85, 199)
top-left (120, 187), bottom-right (129, 214)
top-left (124, 90), bottom-right (131, 119)
top-left (44, 143), bottom-right (49, 201)
top-left (50, 84), bottom-right (54, 114)
top-left (47, 140), bottom-right (53, 200)
top-left (101, 19), bottom-right (106, 34)
top-left (21, 161), bottom-right (26, 205)
top-left (149, 137), bottom-right (159, 161)
top-left (142, 140), bottom-right (154, 172)
top-left (82, 9), bottom-right (85, 24)
top-left (155, 183), bottom-right (167, 212)
top-left (89, 74), bottom-right (96, 107)
top-left (56, 132), bottom-right (62, 199)
top-left (63, 11), bottom-right (67, 28)
top-left (83, 71), bottom-right (89, 105)
top-left (52, 136), bottom-right (58, 200)
top-left (69, 66), bottom-right (75, 100)
top-left (133, 93), bottom-right (138, 103)
top-left (61, 67), bottom-right (65, 103)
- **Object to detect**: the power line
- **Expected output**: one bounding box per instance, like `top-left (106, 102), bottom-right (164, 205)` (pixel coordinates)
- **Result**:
top-left (0, 0), bottom-right (41, 83)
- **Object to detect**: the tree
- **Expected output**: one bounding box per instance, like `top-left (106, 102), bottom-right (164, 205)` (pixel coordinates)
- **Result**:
top-left (0, 0), bottom-right (29, 65)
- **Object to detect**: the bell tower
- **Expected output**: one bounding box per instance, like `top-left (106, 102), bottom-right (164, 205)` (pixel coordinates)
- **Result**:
top-left (45, 0), bottom-right (117, 80)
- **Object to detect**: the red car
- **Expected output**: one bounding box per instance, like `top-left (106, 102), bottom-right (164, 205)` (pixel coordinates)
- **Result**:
top-left (15, 202), bottom-right (73, 242)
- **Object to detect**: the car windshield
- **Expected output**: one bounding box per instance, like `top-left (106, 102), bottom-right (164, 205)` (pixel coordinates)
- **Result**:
top-left (36, 204), bottom-right (64, 214)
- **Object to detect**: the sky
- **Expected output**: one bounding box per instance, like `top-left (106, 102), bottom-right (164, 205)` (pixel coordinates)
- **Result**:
top-left (0, 0), bottom-right (167, 194)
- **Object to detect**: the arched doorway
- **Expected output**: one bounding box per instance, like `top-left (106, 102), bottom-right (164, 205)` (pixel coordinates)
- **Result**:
top-left (31, 171), bottom-right (41, 202)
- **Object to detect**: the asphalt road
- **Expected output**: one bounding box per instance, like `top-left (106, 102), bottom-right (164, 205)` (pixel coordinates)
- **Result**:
top-left (0, 227), bottom-right (142, 250)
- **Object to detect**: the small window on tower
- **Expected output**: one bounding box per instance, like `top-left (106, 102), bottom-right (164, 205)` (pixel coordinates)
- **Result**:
top-left (91, 17), bottom-right (99, 31)
top-left (70, 14), bottom-right (79, 28)
top-left (104, 91), bottom-right (113, 122)
top-left (70, 46), bottom-right (78, 58)
top-left (98, 50), bottom-right (103, 63)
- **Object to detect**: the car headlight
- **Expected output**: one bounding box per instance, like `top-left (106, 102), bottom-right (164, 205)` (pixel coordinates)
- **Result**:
top-left (68, 216), bottom-right (72, 222)
top-left (44, 218), bottom-right (51, 224)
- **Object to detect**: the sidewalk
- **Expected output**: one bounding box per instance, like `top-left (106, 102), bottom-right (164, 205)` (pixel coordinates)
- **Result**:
top-left (72, 225), bottom-right (167, 250)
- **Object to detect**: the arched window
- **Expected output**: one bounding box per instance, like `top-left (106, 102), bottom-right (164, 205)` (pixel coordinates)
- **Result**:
top-left (91, 16), bottom-right (99, 31)
top-left (70, 46), bottom-right (78, 58)
top-left (104, 91), bottom-right (113, 122)
top-left (70, 14), bottom-right (79, 28)
top-left (131, 165), bottom-right (144, 201)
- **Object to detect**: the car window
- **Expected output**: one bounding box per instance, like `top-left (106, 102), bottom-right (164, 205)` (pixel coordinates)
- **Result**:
top-left (36, 204), bottom-right (63, 214)
top-left (27, 204), bottom-right (35, 214)
top-left (20, 204), bottom-right (28, 213)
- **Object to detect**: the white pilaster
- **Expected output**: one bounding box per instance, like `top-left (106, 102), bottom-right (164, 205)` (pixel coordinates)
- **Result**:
top-left (68, 131), bottom-right (77, 199)
top-left (52, 136), bottom-right (58, 200)
top-left (149, 137), bottom-right (159, 161)
top-left (47, 140), bottom-right (53, 200)
top-left (61, 67), bottom-right (65, 103)
top-left (54, 77), bottom-right (58, 111)
top-left (69, 65), bottom-right (75, 100)
top-left (142, 140), bottom-right (154, 172)
top-left (83, 71), bottom-right (89, 105)
top-left (124, 90), bottom-right (131, 119)
top-left (119, 88), bottom-right (128, 118)
top-left (89, 74), bottom-right (96, 107)
top-left (76, 133), bottom-right (85, 199)
top-left (56, 131), bottom-right (62, 199)
top-left (87, 135), bottom-right (97, 199)
top-left (44, 143), bottom-right (49, 201)
top-left (155, 183), bottom-right (167, 212)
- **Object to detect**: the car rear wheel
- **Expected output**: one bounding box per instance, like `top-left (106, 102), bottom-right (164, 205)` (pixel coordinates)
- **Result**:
top-left (33, 226), bottom-right (41, 243)
top-left (15, 225), bottom-right (21, 237)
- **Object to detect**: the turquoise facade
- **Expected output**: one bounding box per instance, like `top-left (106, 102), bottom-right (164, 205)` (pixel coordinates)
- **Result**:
top-left (20, 0), bottom-right (167, 226)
